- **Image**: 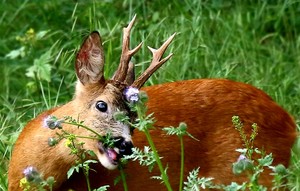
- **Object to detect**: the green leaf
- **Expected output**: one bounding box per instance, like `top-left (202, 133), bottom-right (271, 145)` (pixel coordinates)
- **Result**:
top-left (86, 150), bottom-right (97, 158)
top-left (36, 30), bottom-right (49, 40)
top-left (183, 168), bottom-right (215, 191)
top-left (67, 166), bottom-right (75, 179)
top-left (26, 49), bottom-right (52, 82)
top-left (46, 176), bottom-right (55, 186)
top-left (93, 185), bottom-right (110, 191)
top-left (273, 164), bottom-right (288, 175)
top-left (223, 182), bottom-right (246, 191)
top-left (163, 122), bottom-right (187, 137)
top-left (67, 165), bottom-right (80, 179)
top-left (113, 111), bottom-right (129, 122)
top-left (258, 153), bottom-right (273, 167)
top-left (113, 175), bottom-right (121, 186)
top-left (83, 159), bottom-right (98, 165)
top-left (5, 46), bottom-right (26, 59)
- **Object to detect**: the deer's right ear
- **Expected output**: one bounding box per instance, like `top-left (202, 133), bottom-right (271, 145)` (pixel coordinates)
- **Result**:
top-left (75, 31), bottom-right (105, 85)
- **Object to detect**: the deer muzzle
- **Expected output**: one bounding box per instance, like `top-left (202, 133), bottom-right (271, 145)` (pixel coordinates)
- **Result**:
top-left (97, 137), bottom-right (133, 170)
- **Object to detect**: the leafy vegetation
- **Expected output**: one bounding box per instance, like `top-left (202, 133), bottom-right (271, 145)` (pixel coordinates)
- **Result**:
top-left (1, 0), bottom-right (300, 190)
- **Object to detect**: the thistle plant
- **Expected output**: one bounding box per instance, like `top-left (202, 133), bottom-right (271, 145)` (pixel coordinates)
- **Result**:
top-left (230, 116), bottom-right (289, 191)
top-left (122, 90), bottom-right (174, 191)
top-left (120, 89), bottom-right (204, 191)
top-left (163, 122), bottom-right (199, 191)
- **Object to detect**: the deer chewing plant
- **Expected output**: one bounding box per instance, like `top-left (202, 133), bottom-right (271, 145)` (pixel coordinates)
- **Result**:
top-left (10, 13), bottom-right (296, 191)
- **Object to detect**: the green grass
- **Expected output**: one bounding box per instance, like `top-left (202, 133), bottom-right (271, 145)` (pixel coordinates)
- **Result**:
top-left (1, 0), bottom-right (300, 190)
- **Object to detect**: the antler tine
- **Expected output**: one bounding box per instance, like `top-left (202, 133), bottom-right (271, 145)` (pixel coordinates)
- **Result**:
top-left (132, 33), bottom-right (176, 89)
top-left (113, 14), bottom-right (143, 83)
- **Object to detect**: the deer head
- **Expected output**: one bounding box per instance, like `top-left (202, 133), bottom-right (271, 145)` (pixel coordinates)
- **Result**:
top-left (73, 15), bottom-right (175, 170)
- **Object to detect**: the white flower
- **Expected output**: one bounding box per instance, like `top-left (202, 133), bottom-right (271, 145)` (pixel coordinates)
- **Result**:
top-left (123, 86), bottom-right (139, 103)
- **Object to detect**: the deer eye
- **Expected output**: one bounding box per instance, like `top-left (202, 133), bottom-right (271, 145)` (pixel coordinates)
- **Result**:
top-left (96, 101), bottom-right (108, 112)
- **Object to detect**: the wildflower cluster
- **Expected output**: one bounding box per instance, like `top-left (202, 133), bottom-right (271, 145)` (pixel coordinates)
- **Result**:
top-left (16, 28), bottom-right (35, 44)
top-left (232, 115), bottom-right (258, 159)
top-left (20, 166), bottom-right (55, 191)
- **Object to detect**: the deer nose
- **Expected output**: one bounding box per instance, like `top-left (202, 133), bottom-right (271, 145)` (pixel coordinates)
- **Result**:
top-left (114, 137), bottom-right (133, 156)
top-left (120, 140), bottom-right (134, 156)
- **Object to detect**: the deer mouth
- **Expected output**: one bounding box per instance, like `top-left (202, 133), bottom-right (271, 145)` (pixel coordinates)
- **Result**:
top-left (97, 137), bottom-right (133, 169)
top-left (98, 142), bottom-right (120, 167)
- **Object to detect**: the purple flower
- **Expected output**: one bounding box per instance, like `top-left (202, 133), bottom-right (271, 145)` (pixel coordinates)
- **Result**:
top-left (237, 154), bottom-right (247, 162)
top-left (23, 166), bottom-right (42, 183)
top-left (43, 115), bottom-right (64, 130)
top-left (123, 86), bottom-right (139, 103)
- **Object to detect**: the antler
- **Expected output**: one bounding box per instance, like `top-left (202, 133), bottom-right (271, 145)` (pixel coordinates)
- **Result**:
top-left (113, 14), bottom-right (143, 82)
top-left (132, 33), bottom-right (176, 89)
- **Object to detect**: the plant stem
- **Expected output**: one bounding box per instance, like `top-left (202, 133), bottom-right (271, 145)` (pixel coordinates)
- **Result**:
top-left (81, 155), bottom-right (91, 191)
top-left (49, 182), bottom-right (53, 191)
top-left (70, 138), bottom-right (91, 191)
top-left (179, 136), bottom-right (184, 191)
top-left (84, 169), bottom-right (91, 191)
top-left (119, 165), bottom-right (128, 191)
top-left (143, 129), bottom-right (173, 191)
top-left (134, 101), bottom-right (173, 191)
top-left (61, 129), bottom-right (100, 141)
top-left (63, 121), bottom-right (104, 140)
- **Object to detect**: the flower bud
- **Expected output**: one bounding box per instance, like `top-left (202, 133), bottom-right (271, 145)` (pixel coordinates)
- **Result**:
top-left (139, 91), bottom-right (148, 103)
top-left (232, 154), bottom-right (253, 175)
top-left (43, 115), bottom-right (64, 130)
top-left (48, 137), bottom-right (58, 146)
top-left (274, 164), bottom-right (288, 176)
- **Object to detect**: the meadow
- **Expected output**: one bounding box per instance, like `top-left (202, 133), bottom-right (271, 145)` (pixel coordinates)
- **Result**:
top-left (1, 0), bottom-right (300, 190)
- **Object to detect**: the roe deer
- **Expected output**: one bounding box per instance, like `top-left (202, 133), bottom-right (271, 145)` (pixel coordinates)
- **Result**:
top-left (9, 16), bottom-right (297, 191)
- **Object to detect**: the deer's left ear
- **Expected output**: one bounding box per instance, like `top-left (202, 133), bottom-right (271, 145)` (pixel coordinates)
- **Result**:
top-left (75, 31), bottom-right (105, 85)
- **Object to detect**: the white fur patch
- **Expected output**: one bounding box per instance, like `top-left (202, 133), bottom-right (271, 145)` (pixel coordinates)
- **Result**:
top-left (96, 152), bottom-right (118, 170)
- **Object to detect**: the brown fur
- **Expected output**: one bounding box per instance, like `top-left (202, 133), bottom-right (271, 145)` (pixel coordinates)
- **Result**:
top-left (9, 79), bottom-right (296, 190)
